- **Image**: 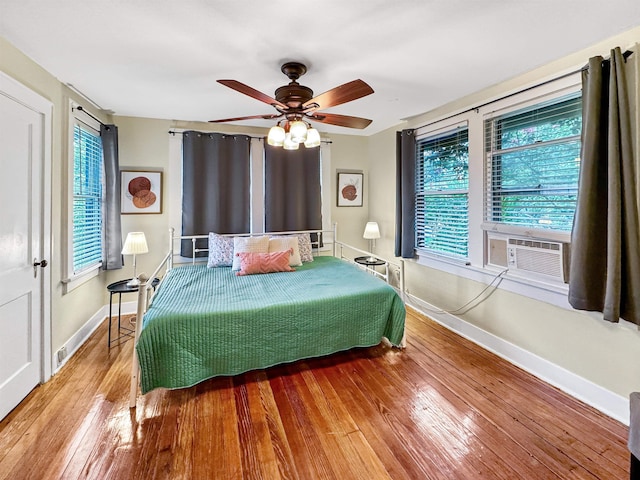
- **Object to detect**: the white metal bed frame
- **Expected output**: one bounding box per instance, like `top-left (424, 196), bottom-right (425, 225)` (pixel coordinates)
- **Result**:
top-left (128, 224), bottom-right (405, 408)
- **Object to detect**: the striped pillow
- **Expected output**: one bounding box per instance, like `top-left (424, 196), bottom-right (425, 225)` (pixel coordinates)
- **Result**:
top-left (235, 249), bottom-right (295, 276)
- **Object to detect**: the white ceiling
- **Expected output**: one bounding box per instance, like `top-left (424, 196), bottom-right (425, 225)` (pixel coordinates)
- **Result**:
top-left (2, 0), bottom-right (640, 136)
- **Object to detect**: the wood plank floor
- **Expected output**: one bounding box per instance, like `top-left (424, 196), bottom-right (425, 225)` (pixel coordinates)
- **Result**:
top-left (0, 308), bottom-right (630, 479)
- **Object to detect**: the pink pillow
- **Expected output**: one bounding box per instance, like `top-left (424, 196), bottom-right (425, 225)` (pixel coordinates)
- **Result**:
top-left (235, 249), bottom-right (295, 276)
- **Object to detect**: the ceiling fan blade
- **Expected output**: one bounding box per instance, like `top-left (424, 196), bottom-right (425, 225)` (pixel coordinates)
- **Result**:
top-left (307, 112), bottom-right (372, 129)
top-left (303, 79), bottom-right (373, 110)
top-left (209, 113), bottom-right (283, 123)
top-left (217, 80), bottom-right (288, 109)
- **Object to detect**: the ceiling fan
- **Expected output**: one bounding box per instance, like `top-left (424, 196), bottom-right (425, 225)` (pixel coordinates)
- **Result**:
top-left (209, 61), bottom-right (374, 148)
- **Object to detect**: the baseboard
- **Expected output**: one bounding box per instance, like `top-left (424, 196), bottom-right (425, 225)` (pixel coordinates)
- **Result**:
top-left (405, 294), bottom-right (630, 426)
top-left (51, 300), bottom-right (138, 374)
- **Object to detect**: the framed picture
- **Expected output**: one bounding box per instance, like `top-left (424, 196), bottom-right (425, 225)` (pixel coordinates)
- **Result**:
top-left (337, 171), bottom-right (363, 207)
top-left (121, 170), bottom-right (163, 214)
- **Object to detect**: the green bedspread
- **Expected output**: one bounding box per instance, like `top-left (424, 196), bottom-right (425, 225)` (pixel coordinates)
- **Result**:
top-left (136, 256), bottom-right (406, 393)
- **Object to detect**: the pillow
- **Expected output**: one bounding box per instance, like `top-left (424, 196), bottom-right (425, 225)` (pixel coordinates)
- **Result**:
top-left (232, 235), bottom-right (270, 270)
top-left (207, 233), bottom-right (235, 268)
top-left (296, 233), bottom-right (314, 262)
top-left (269, 236), bottom-right (302, 266)
top-left (236, 250), bottom-right (295, 276)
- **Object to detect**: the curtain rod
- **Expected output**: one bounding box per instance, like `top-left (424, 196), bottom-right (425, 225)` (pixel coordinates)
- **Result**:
top-left (413, 49), bottom-right (633, 132)
top-left (168, 130), bottom-right (262, 139)
top-left (75, 105), bottom-right (106, 127)
top-left (168, 130), bottom-right (332, 144)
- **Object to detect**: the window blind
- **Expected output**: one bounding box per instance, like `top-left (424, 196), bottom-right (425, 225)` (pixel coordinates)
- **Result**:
top-left (484, 94), bottom-right (581, 232)
top-left (415, 126), bottom-right (469, 258)
top-left (73, 123), bottom-right (103, 273)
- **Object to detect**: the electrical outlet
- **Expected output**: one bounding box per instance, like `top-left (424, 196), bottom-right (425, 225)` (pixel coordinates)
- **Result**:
top-left (57, 346), bottom-right (67, 365)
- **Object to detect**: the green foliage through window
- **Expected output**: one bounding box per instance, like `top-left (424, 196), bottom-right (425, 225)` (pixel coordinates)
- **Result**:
top-left (73, 123), bottom-right (103, 272)
top-left (485, 94), bottom-right (581, 231)
top-left (415, 127), bottom-right (469, 258)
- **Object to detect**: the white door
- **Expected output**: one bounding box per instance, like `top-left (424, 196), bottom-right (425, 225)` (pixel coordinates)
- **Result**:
top-left (0, 89), bottom-right (45, 420)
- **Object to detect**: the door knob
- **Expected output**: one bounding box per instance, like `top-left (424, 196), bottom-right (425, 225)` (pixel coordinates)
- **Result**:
top-left (33, 259), bottom-right (48, 268)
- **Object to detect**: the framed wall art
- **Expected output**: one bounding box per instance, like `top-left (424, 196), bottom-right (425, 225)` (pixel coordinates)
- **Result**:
top-left (337, 171), bottom-right (363, 207)
top-left (121, 170), bottom-right (163, 214)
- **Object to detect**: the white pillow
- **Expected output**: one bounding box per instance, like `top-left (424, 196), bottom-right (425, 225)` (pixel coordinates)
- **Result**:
top-left (269, 236), bottom-right (302, 266)
top-left (232, 235), bottom-right (270, 270)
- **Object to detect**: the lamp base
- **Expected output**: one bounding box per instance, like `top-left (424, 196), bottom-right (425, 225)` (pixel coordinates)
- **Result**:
top-left (368, 239), bottom-right (376, 263)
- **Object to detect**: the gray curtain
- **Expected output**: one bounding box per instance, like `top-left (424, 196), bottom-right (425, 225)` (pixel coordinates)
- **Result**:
top-left (100, 124), bottom-right (123, 270)
top-left (264, 144), bottom-right (322, 233)
top-left (568, 48), bottom-right (640, 326)
top-left (395, 129), bottom-right (416, 258)
top-left (181, 131), bottom-right (251, 257)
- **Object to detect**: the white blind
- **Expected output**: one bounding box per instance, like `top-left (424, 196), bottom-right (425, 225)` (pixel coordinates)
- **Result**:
top-left (73, 123), bottom-right (103, 273)
top-left (415, 126), bottom-right (469, 258)
top-left (484, 94), bottom-right (581, 232)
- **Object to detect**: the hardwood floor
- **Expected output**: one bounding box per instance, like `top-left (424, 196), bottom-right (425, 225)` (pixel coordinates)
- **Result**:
top-left (0, 308), bottom-right (630, 479)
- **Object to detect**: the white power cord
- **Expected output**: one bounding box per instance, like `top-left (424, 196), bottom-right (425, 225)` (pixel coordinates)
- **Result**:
top-left (417, 268), bottom-right (509, 316)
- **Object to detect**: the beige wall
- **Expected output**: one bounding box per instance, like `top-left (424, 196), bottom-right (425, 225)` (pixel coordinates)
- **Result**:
top-left (367, 27), bottom-right (640, 399)
top-left (328, 134), bottom-right (370, 247)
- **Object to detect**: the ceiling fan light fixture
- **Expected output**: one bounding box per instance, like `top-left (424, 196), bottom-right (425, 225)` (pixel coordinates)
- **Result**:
top-left (289, 120), bottom-right (307, 143)
top-left (283, 132), bottom-right (299, 150)
top-left (304, 128), bottom-right (321, 148)
top-left (267, 124), bottom-right (286, 146)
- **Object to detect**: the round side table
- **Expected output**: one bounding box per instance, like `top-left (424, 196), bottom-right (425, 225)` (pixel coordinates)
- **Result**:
top-left (107, 277), bottom-right (159, 348)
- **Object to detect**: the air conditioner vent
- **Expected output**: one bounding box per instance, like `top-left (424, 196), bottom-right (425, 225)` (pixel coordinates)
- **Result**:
top-left (487, 233), bottom-right (570, 283)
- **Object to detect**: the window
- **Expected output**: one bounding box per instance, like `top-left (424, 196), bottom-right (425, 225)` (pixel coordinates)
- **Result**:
top-left (410, 76), bottom-right (582, 304)
top-left (72, 121), bottom-right (103, 272)
top-left (415, 124), bottom-right (469, 258)
top-left (66, 106), bottom-right (104, 289)
top-left (167, 133), bottom-right (332, 258)
top-left (484, 94), bottom-right (582, 233)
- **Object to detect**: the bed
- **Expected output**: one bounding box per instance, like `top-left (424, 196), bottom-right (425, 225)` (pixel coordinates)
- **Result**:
top-left (128, 227), bottom-right (406, 406)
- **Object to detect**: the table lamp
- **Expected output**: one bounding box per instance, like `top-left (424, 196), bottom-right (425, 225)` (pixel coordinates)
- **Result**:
top-left (122, 232), bottom-right (148, 286)
top-left (363, 222), bottom-right (380, 262)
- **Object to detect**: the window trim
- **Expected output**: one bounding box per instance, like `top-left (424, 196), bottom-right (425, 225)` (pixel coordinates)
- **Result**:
top-left (412, 73), bottom-right (582, 303)
top-left (64, 101), bottom-right (103, 293)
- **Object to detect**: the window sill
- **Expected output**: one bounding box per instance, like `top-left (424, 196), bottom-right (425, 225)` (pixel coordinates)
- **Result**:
top-left (62, 264), bottom-right (101, 294)
top-left (413, 250), bottom-right (571, 310)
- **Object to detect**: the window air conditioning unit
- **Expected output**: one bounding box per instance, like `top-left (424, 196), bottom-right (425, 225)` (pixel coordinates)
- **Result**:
top-left (487, 233), bottom-right (570, 283)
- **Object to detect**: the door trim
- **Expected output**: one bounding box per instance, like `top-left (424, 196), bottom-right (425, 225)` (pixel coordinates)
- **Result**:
top-left (0, 71), bottom-right (53, 382)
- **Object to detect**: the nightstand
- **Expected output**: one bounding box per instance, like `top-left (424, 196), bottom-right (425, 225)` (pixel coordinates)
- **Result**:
top-left (107, 277), bottom-right (159, 348)
top-left (354, 256), bottom-right (386, 268)
top-left (354, 256), bottom-right (389, 282)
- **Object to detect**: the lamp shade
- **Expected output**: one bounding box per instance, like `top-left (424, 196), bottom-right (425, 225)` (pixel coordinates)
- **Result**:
top-left (289, 120), bottom-right (307, 143)
top-left (363, 222), bottom-right (380, 239)
top-left (283, 132), bottom-right (299, 150)
top-left (267, 125), bottom-right (286, 146)
top-left (304, 128), bottom-right (321, 148)
top-left (122, 232), bottom-right (148, 255)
